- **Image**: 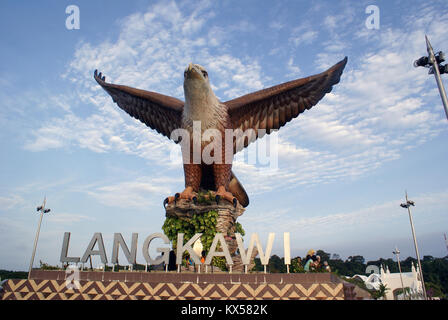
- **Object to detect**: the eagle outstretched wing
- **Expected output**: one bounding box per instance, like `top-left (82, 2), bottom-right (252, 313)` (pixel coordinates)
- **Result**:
top-left (225, 57), bottom-right (348, 153)
top-left (94, 70), bottom-right (184, 140)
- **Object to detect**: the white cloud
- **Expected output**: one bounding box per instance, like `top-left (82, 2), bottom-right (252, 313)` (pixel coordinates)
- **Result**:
top-left (286, 57), bottom-right (301, 77)
top-left (323, 15), bottom-right (339, 30)
top-left (24, 113), bottom-right (120, 153)
top-left (240, 190), bottom-right (448, 241)
top-left (46, 213), bottom-right (95, 224)
top-left (290, 30), bottom-right (318, 47)
top-left (0, 195), bottom-right (24, 210)
top-left (234, 138), bottom-right (399, 197)
top-left (269, 21), bottom-right (284, 30)
top-left (323, 11), bottom-right (354, 33)
top-left (84, 178), bottom-right (173, 209)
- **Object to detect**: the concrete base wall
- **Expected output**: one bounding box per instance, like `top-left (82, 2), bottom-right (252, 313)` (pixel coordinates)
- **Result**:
top-left (0, 270), bottom-right (346, 300)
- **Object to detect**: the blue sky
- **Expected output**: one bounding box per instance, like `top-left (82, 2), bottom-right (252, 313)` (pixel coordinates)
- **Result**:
top-left (1, 0), bottom-right (448, 271)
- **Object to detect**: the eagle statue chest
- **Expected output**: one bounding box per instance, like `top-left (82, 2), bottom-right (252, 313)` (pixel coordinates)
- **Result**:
top-left (181, 64), bottom-right (230, 153)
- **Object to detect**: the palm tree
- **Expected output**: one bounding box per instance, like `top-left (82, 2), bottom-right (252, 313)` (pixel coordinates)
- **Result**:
top-left (372, 283), bottom-right (389, 300)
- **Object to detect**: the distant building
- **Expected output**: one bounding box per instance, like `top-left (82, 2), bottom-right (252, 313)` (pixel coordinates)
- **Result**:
top-left (351, 263), bottom-right (424, 300)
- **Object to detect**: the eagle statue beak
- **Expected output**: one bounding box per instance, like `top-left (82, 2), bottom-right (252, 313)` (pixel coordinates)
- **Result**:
top-left (185, 63), bottom-right (202, 80)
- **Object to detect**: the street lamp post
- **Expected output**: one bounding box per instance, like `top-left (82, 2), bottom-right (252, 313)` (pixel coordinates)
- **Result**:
top-left (392, 247), bottom-right (406, 300)
top-left (400, 192), bottom-right (427, 300)
top-left (445, 233), bottom-right (448, 256)
top-left (28, 197), bottom-right (51, 279)
top-left (414, 35), bottom-right (448, 120)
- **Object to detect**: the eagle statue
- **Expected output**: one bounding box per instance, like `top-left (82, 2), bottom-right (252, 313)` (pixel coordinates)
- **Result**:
top-left (94, 57), bottom-right (347, 208)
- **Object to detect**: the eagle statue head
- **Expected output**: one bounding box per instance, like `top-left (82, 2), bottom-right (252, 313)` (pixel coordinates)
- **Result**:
top-left (183, 63), bottom-right (217, 108)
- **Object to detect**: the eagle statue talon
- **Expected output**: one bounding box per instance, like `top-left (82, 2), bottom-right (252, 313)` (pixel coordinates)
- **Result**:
top-left (215, 186), bottom-right (238, 207)
top-left (164, 187), bottom-right (197, 207)
top-left (163, 195), bottom-right (177, 207)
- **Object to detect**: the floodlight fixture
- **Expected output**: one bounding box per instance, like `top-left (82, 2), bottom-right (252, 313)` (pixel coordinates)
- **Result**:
top-left (413, 56), bottom-right (429, 68)
top-left (414, 35), bottom-right (448, 120)
top-left (436, 51), bottom-right (445, 64)
top-left (441, 64), bottom-right (448, 75)
top-left (429, 63), bottom-right (448, 75)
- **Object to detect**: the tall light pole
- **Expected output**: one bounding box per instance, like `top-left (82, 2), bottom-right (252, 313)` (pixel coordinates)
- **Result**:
top-left (444, 233), bottom-right (448, 256)
top-left (392, 247), bottom-right (406, 300)
top-left (28, 197), bottom-right (51, 279)
top-left (414, 35), bottom-right (448, 120)
top-left (400, 192), bottom-right (427, 300)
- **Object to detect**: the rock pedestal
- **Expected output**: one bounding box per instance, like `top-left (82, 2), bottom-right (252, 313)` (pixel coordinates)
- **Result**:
top-left (165, 190), bottom-right (257, 272)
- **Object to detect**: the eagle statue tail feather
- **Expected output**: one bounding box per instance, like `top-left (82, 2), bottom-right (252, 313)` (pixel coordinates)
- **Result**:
top-left (229, 171), bottom-right (249, 207)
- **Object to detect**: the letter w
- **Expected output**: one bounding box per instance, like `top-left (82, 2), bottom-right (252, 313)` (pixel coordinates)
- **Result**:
top-left (236, 233), bottom-right (275, 265)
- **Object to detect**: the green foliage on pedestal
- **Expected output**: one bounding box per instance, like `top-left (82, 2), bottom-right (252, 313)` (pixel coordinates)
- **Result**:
top-left (163, 210), bottom-right (231, 270)
top-left (162, 210), bottom-right (219, 252)
top-left (195, 190), bottom-right (215, 205)
top-left (235, 222), bottom-right (245, 236)
top-left (162, 208), bottom-right (246, 272)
